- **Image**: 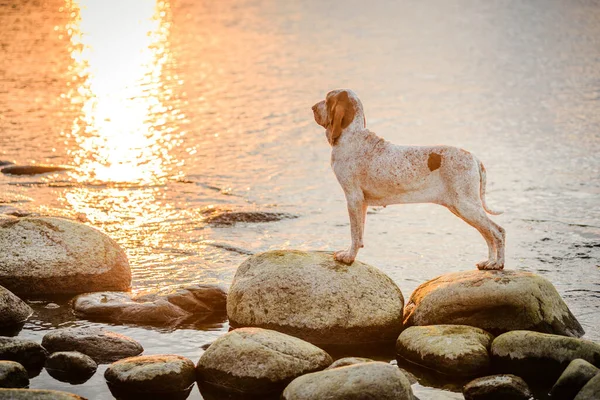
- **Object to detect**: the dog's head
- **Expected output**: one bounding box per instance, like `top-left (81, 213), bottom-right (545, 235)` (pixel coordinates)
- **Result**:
top-left (312, 89), bottom-right (366, 146)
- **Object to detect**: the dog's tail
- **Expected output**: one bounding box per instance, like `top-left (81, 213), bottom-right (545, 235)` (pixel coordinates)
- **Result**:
top-left (478, 158), bottom-right (503, 215)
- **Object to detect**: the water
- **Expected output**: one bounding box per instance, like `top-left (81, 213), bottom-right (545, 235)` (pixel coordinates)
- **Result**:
top-left (1, 0), bottom-right (599, 398)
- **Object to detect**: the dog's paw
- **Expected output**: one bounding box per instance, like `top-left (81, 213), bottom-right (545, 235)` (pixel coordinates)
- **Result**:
top-left (334, 250), bottom-right (356, 265)
top-left (477, 260), bottom-right (503, 270)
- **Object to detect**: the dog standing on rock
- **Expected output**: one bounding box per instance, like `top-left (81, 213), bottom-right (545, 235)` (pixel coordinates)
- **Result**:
top-left (312, 89), bottom-right (505, 270)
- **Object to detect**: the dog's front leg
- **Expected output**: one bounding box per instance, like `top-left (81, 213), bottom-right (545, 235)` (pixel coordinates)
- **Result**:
top-left (334, 193), bottom-right (364, 264)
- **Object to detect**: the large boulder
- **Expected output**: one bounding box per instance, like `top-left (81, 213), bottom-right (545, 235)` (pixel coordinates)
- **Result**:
top-left (404, 270), bottom-right (584, 337)
top-left (396, 325), bottom-right (494, 377)
top-left (281, 362), bottom-right (414, 400)
top-left (0, 361), bottom-right (28, 388)
top-left (105, 354), bottom-right (196, 400)
top-left (45, 351), bottom-right (97, 384)
top-left (0, 337), bottom-right (47, 373)
top-left (0, 389), bottom-right (86, 399)
top-left (491, 331), bottom-right (600, 383)
top-left (0, 217), bottom-right (130, 295)
top-left (41, 327), bottom-right (143, 363)
top-left (550, 359), bottom-right (599, 400)
top-left (227, 250), bottom-right (404, 345)
top-left (463, 374), bottom-right (533, 400)
top-left (0, 286), bottom-right (32, 328)
top-left (196, 327), bottom-right (332, 395)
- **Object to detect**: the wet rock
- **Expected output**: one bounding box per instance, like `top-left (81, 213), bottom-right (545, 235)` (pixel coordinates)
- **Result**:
top-left (227, 250), bottom-right (404, 345)
top-left (282, 362), bottom-right (414, 400)
top-left (403, 269), bottom-right (584, 337)
top-left (396, 325), bottom-right (494, 377)
top-left (575, 373), bottom-right (600, 400)
top-left (0, 286), bottom-right (32, 328)
top-left (326, 357), bottom-right (373, 369)
top-left (0, 217), bottom-right (131, 295)
top-left (0, 337), bottom-right (46, 373)
top-left (0, 389), bottom-right (86, 399)
top-left (550, 359), bottom-right (599, 400)
top-left (201, 207), bottom-right (296, 226)
top-left (0, 361), bottom-right (28, 388)
top-left (491, 330), bottom-right (600, 383)
top-left (45, 351), bottom-right (97, 384)
top-left (463, 374), bottom-right (533, 400)
top-left (196, 327), bottom-right (332, 395)
top-left (0, 165), bottom-right (69, 176)
top-left (0, 162), bottom-right (14, 167)
top-left (41, 327), bottom-right (143, 363)
top-left (105, 354), bottom-right (195, 400)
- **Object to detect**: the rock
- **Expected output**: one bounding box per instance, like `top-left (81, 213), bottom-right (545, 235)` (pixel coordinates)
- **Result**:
top-left (463, 374), bottom-right (533, 400)
top-left (196, 327), bottom-right (332, 395)
top-left (575, 373), bottom-right (600, 400)
top-left (0, 389), bottom-right (86, 399)
top-left (326, 357), bottom-right (374, 369)
top-left (41, 327), bottom-right (143, 363)
top-left (0, 217), bottom-right (130, 295)
top-left (0, 286), bottom-right (32, 327)
top-left (403, 270), bottom-right (584, 337)
top-left (45, 351), bottom-right (97, 384)
top-left (201, 207), bottom-right (296, 226)
top-left (396, 325), bottom-right (494, 377)
top-left (0, 162), bottom-right (14, 167)
top-left (105, 354), bottom-right (195, 400)
top-left (0, 361), bottom-right (28, 388)
top-left (0, 337), bottom-right (46, 373)
top-left (0, 165), bottom-right (69, 175)
top-left (282, 362), bottom-right (414, 400)
top-left (491, 330), bottom-right (600, 383)
top-left (227, 250), bottom-right (404, 345)
top-left (550, 359), bottom-right (599, 400)
top-left (73, 285), bottom-right (227, 325)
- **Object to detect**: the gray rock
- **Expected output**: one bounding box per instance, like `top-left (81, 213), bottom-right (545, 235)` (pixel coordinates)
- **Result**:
top-left (0, 165), bottom-right (69, 176)
top-left (41, 327), bottom-right (143, 363)
top-left (197, 327), bottom-right (332, 394)
top-left (463, 374), bottom-right (533, 400)
top-left (403, 270), bottom-right (584, 337)
top-left (0, 162), bottom-right (14, 167)
top-left (45, 351), bottom-right (97, 384)
top-left (396, 325), bottom-right (494, 377)
top-left (0, 337), bottom-right (47, 372)
top-left (0, 389), bottom-right (86, 399)
top-left (0, 286), bottom-right (32, 327)
top-left (491, 331), bottom-right (600, 382)
top-left (0, 217), bottom-right (130, 295)
top-left (550, 359), bottom-right (599, 400)
top-left (201, 207), bottom-right (296, 226)
top-left (282, 362), bottom-right (414, 400)
top-left (227, 250), bottom-right (404, 345)
top-left (575, 373), bottom-right (600, 400)
top-left (327, 357), bottom-right (374, 369)
top-left (0, 361), bottom-right (28, 388)
top-left (105, 354), bottom-right (195, 400)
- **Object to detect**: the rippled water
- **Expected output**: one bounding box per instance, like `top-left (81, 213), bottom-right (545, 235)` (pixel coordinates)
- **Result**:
top-left (1, 0), bottom-right (599, 398)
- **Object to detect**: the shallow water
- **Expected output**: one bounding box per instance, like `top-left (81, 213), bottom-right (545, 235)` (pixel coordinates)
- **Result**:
top-left (1, 0), bottom-right (599, 398)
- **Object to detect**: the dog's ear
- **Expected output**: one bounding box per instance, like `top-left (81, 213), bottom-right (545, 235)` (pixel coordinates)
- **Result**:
top-left (326, 91), bottom-right (356, 145)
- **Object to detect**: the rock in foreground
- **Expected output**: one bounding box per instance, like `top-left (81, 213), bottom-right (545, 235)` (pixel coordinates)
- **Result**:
top-left (0, 389), bottom-right (86, 399)
top-left (463, 374), bottom-right (532, 400)
top-left (41, 327), bottom-right (143, 363)
top-left (0, 217), bottom-right (130, 295)
top-left (0, 286), bottom-right (32, 328)
top-left (0, 337), bottom-right (47, 373)
top-left (45, 351), bottom-right (97, 384)
top-left (227, 250), bottom-right (404, 345)
top-left (105, 354), bottom-right (195, 400)
top-left (197, 327), bottom-right (332, 395)
top-left (550, 359), bottom-right (599, 400)
top-left (0, 361), bottom-right (28, 388)
top-left (575, 373), bottom-right (600, 400)
top-left (404, 269), bottom-right (584, 337)
top-left (396, 325), bottom-right (494, 377)
top-left (282, 362), bottom-right (414, 400)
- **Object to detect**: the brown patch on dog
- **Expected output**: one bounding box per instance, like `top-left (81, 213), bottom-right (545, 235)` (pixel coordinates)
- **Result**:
top-left (326, 91), bottom-right (356, 145)
top-left (428, 153), bottom-right (442, 171)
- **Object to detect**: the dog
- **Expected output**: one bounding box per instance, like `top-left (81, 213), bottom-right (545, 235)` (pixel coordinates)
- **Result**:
top-left (312, 89), bottom-right (505, 270)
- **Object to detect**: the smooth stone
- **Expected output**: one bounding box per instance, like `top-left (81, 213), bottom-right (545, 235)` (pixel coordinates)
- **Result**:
top-left (0, 165), bottom-right (69, 176)
top-left (575, 373), bottom-right (600, 400)
top-left (550, 359), bottom-right (599, 400)
top-left (403, 270), bottom-right (584, 337)
top-left (282, 362), bottom-right (414, 400)
top-left (0, 217), bottom-right (131, 295)
top-left (0, 389), bottom-right (86, 399)
top-left (396, 325), bottom-right (494, 377)
top-left (326, 357), bottom-right (374, 369)
top-left (105, 354), bottom-right (195, 400)
top-left (0, 286), bottom-right (32, 327)
top-left (227, 250), bottom-right (404, 345)
top-left (196, 327), bottom-right (332, 394)
top-left (491, 330), bottom-right (600, 382)
top-left (201, 207), bottom-right (296, 226)
top-left (41, 327), bottom-right (143, 363)
top-left (45, 351), bottom-right (97, 384)
top-left (0, 162), bottom-right (14, 167)
top-left (0, 361), bottom-right (28, 388)
top-left (463, 374), bottom-right (533, 400)
top-left (0, 337), bottom-right (46, 372)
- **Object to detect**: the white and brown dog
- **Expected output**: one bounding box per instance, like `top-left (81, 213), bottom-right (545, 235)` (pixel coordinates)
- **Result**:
top-left (312, 89), bottom-right (505, 270)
